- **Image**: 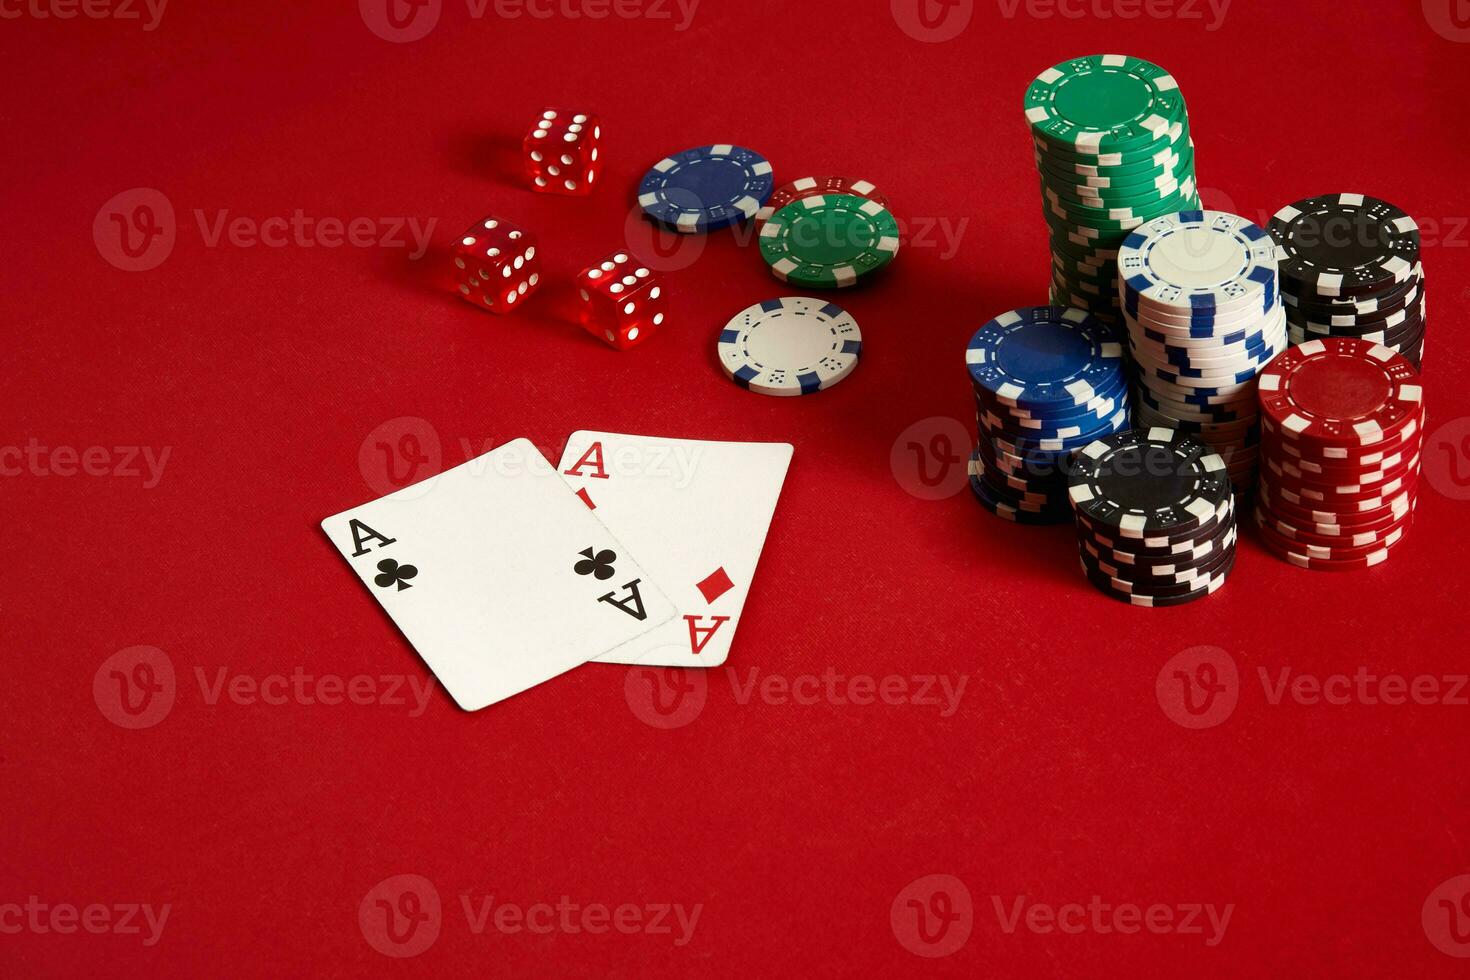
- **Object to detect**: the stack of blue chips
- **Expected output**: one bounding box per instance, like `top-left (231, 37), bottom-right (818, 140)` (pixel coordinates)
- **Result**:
top-left (965, 306), bottom-right (1132, 524)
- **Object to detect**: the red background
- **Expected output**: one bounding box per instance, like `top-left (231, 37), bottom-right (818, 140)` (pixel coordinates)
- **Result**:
top-left (5, 0), bottom-right (1470, 975)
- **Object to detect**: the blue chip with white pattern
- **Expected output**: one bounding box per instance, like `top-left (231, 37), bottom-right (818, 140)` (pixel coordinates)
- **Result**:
top-left (639, 144), bottom-right (774, 234)
top-left (965, 306), bottom-right (1125, 410)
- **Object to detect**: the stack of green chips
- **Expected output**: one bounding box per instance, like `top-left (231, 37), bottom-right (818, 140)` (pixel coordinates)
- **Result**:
top-left (1025, 54), bottom-right (1202, 333)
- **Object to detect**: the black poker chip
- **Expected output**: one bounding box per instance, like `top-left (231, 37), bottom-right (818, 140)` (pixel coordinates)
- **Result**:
top-left (1267, 194), bottom-right (1421, 298)
top-left (1067, 428), bottom-right (1233, 536)
top-left (1067, 428), bottom-right (1237, 606)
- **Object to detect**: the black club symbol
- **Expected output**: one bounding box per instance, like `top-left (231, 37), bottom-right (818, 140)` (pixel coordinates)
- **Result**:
top-left (374, 558), bottom-right (418, 591)
top-left (574, 547), bottom-right (617, 581)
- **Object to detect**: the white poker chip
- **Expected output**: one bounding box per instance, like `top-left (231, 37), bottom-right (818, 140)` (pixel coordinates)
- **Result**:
top-left (717, 297), bottom-right (862, 396)
top-left (1118, 210), bottom-right (1280, 313)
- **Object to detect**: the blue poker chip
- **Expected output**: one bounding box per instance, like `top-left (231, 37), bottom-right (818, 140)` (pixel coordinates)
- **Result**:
top-left (638, 144), bottom-right (774, 234)
top-left (987, 405), bottom-right (1123, 455)
top-left (968, 451), bottom-right (1074, 525)
top-left (987, 377), bottom-right (1127, 415)
top-left (965, 306), bottom-right (1125, 409)
top-left (979, 404), bottom-right (1131, 454)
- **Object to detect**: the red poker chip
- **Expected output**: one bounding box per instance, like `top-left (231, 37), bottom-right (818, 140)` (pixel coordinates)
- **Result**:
top-left (1258, 480), bottom-right (1414, 529)
top-left (1255, 502), bottom-right (1415, 552)
top-left (1263, 454), bottom-right (1422, 500)
top-left (1261, 411), bottom-right (1424, 455)
top-left (1264, 450), bottom-right (1420, 489)
top-left (1255, 517), bottom-right (1413, 571)
top-left (1261, 479), bottom-right (1414, 518)
top-left (754, 176), bottom-right (890, 228)
top-left (1256, 498), bottom-right (1412, 547)
top-left (1261, 434), bottom-right (1418, 477)
top-left (1257, 337), bottom-right (1423, 447)
top-left (1258, 497), bottom-right (1417, 541)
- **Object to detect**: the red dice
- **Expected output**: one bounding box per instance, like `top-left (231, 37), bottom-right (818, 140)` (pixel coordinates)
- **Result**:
top-left (524, 108), bottom-right (601, 196)
top-left (451, 216), bottom-right (541, 314)
top-left (576, 250), bottom-right (667, 350)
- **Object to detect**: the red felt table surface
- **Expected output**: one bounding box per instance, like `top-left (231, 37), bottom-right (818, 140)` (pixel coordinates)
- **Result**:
top-left (5, 0), bottom-right (1470, 975)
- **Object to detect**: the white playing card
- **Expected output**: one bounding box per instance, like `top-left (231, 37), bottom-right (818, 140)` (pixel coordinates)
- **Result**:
top-left (321, 438), bottom-right (676, 710)
top-left (557, 432), bottom-right (793, 668)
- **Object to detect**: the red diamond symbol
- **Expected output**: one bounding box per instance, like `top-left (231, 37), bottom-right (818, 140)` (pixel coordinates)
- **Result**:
top-left (696, 567), bottom-right (734, 604)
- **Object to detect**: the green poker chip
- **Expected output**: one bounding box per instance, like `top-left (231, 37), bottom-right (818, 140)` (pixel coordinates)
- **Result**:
top-left (759, 193), bottom-right (900, 288)
top-left (1025, 54), bottom-right (1187, 154)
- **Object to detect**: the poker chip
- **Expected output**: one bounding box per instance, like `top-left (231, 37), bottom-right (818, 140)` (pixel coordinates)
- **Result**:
top-left (1119, 211), bottom-right (1278, 313)
top-left (1066, 427), bottom-right (1236, 606)
top-left (759, 194), bottom-right (900, 288)
top-left (1026, 56), bottom-right (1200, 328)
top-left (1268, 194), bottom-right (1419, 297)
top-left (1117, 210), bottom-right (1284, 487)
top-left (1257, 338), bottom-right (1422, 445)
top-left (1068, 427), bottom-right (1231, 532)
top-left (965, 306), bottom-right (1131, 525)
top-left (1268, 194), bottom-right (1427, 369)
top-left (754, 176), bottom-right (889, 227)
top-left (717, 297), bottom-right (861, 396)
top-left (638, 144), bottom-right (774, 234)
top-left (1253, 336), bottom-right (1425, 570)
top-left (1025, 55), bottom-right (1186, 153)
top-left (966, 307), bottom-right (1125, 409)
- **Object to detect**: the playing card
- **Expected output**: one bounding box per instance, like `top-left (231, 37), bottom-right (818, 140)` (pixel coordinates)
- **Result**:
top-left (321, 438), bottom-right (676, 710)
top-left (558, 432), bottom-right (793, 668)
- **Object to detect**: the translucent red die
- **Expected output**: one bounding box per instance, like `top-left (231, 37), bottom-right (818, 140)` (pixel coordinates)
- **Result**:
top-left (576, 250), bottom-right (667, 350)
top-left (451, 216), bottom-right (541, 314)
top-left (524, 108), bottom-right (601, 196)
